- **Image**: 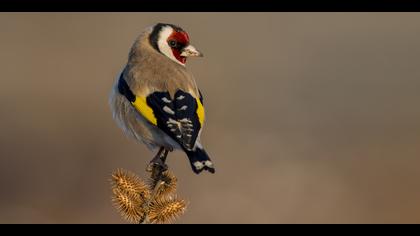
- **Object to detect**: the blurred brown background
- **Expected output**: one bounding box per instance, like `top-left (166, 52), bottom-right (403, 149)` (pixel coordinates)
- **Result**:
top-left (1, 13), bottom-right (420, 224)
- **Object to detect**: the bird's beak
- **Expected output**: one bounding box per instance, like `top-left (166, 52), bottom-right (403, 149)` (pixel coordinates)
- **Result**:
top-left (180, 45), bottom-right (203, 57)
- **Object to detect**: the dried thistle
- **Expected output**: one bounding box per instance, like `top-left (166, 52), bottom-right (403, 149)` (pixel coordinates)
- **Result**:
top-left (149, 196), bottom-right (187, 224)
top-left (110, 168), bottom-right (187, 224)
top-left (111, 168), bottom-right (150, 200)
top-left (148, 171), bottom-right (177, 198)
top-left (112, 188), bottom-right (144, 223)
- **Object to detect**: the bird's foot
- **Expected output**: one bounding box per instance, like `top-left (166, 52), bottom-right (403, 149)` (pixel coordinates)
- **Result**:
top-left (146, 148), bottom-right (168, 173)
top-left (146, 158), bottom-right (168, 173)
top-left (147, 159), bottom-right (168, 181)
top-left (146, 148), bottom-right (169, 181)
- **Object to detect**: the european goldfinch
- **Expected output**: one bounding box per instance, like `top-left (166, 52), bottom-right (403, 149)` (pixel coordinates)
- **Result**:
top-left (109, 23), bottom-right (215, 174)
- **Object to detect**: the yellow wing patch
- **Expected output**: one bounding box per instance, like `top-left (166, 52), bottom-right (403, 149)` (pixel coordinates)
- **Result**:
top-left (196, 98), bottom-right (205, 126)
top-left (131, 94), bottom-right (204, 128)
top-left (131, 96), bottom-right (158, 126)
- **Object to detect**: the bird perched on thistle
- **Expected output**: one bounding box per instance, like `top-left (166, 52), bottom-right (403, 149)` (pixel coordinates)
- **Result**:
top-left (109, 23), bottom-right (215, 174)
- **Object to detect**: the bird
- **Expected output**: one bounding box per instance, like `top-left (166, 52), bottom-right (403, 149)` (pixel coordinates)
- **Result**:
top-left (109, 23), bottom-right (215, 174)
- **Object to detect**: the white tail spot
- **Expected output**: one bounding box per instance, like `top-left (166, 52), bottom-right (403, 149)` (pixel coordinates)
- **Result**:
top-left (194, 161), bottom-right (204, 170)
top-left (204, 161), bottom-right (213, 168)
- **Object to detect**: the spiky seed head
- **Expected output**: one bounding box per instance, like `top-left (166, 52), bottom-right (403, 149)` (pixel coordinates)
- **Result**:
top-left (148, 196), bottom-right (187, 224)
top-left (112, 188), bottom-right (145, 223)
top-left (148, 171), bottom-right (178, 198)
top-left (111, 168), bottom-right (151, 200)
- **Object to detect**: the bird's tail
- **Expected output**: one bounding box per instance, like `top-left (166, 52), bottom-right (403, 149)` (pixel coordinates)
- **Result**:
top-left (186, 147), bottom-right (215, 174)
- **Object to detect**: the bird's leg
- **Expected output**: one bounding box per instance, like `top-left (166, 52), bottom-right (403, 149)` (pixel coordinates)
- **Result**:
top-left (146, 147), bottom-right (169, 179)
top-left (160, 149), bottom-right (169, 164)
top-left (146, 147), bottom-right (164, 171)
top-left (140, 148), bottom-right (170, 224)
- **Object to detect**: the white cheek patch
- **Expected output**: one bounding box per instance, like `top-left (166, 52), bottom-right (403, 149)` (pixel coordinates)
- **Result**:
top-left (157, 26), bottom-right (185, 66)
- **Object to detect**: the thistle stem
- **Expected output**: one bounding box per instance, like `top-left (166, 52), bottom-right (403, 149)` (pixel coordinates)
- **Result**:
top-left (139, 164), bottom-right (166, 224)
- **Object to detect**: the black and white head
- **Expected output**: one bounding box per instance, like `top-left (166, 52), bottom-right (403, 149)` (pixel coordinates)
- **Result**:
top-left (149, 23), bottom-right (203, 66)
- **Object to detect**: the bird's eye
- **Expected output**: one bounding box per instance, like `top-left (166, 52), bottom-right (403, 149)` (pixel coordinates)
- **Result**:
top-left (169, 40), bottom-right (177, 47)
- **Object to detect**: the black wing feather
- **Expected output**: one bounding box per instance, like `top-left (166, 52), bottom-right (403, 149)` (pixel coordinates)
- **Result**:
top-left (146, 90), bottom-right (202, 151)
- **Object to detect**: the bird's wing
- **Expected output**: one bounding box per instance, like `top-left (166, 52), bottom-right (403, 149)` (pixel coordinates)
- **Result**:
top-left (118, 75), bottom-right (205, 151)
top-left (145, 90), bottom-right (204, 151)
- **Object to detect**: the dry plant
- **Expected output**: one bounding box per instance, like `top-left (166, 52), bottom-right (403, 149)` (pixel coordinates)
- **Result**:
top-left (111, 167), bottom-right (187, 224)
